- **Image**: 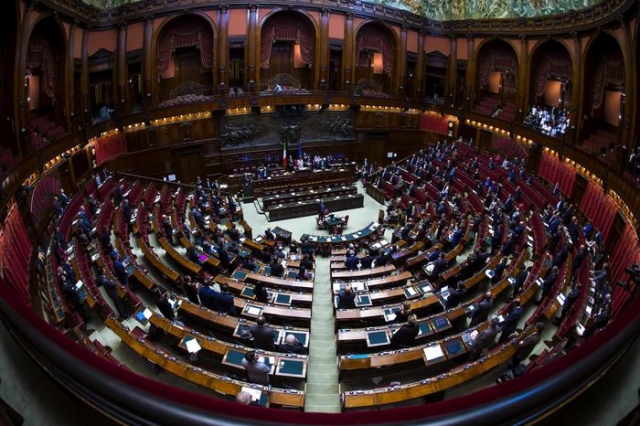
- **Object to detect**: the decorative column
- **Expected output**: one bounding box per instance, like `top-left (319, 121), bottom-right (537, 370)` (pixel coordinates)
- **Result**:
top-left (217, 5), bottom-right (229, 92)
top-left (81, 25), bottom-right (90, 124)
top-left (343, 10), bottom-right (354, 92)
top-left (465, 34), bottom-right (475, 110)
top-left (618, 14), bottom-right (634, 157)
top-left (397, 24), bottom-right (408, 97)
top-left (416, 30), bottom-right (425, 101)
top-left (15, 2), bottom-right (37, 155)
top-left (447, 34), bottom-right (458, 106)
top-left (117, 22), bottom-right (127, 107)
top-left (319, 8), bottom-right (330, 90)
top-left (65, 19), bottom-right (78, 130)
top-left (516, 34), bottom-right (528, 122)
top-left (246, 3), bottom-right (258, 93)
top-left (143, 16), bottom-right (153, 101)
top-left (571, 31), bottom-right (584, 146)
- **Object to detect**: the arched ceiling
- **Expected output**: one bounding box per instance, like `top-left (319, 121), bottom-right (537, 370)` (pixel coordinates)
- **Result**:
top-left (83, 0), bottom-right (603, 20)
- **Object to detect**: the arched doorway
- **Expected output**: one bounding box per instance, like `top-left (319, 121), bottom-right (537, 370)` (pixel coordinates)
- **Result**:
top-left (156, 14), bottom-right (215, 103)
top-left (259, 12), bottom-right (316, 92)
top-left (475, 39), bottom-right (518, 120)
top-left (0, 0), bottom-right (18, 159)
top-left (354, 23), bottom-right (396, 96)
top-left (526, 40), bottom-right (573, 138)
top-left (25, 17), bottom-right (66, 151)
top-left (581, 34), bottom-right (625, 162)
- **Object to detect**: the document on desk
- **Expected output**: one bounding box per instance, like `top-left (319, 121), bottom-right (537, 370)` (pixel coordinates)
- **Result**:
top-left (185, 338), bottom-right (202, 354)
top-left (423, 344), bottom-right (445, 362)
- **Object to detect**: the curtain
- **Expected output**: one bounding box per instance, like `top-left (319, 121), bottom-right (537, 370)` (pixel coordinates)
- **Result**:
top-left (356, 26), bottom-right (393, 75)
top-left (27, 32), bottom-right (56, 99)
top-left (590, 55), bottom-right (624, 112)
top-left (537, 154), bottom-right (576, 197)
top-left (157, 17), bottom-right (213, 79)
top-left (0, 205), bottom-right (32, 305)
top-left (260, 15), bottom-right (313, 69)
top-left (532, 52), bottom-right (571, 98)
top-left (579, 181), bottom-right (618, 240)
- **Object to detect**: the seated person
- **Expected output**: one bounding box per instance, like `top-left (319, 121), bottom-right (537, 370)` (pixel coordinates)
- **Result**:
top-left (390, 315), bottom-right (419, 348)
top-left (280, 334), bottom-right (306, 355)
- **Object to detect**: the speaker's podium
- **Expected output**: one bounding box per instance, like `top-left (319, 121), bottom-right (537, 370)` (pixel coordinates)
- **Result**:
top-left (243, 181), bottom-right (255, 202)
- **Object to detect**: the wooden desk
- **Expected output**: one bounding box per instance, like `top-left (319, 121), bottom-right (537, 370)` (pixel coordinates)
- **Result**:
top-left (158, 236), bottom-right (202, 276)
top-left (215, 276), bottom-right (313, 307)
top-left (135, 236), bottom-right (180, 283)
top-left (331, 264), bottom-right (396, 280)
top-left (105, 317), bottom-right (305, 408)
top-left (245, 272), bottom-right (314, 292)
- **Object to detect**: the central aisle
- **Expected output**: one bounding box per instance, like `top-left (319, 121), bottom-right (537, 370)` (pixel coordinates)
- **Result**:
top-left (304, 254), bottom-right (341, 412)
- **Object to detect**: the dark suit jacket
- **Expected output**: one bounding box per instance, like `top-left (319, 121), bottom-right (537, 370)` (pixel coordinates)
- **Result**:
top-left (250, 324), bottom-right (276, 351)
top-left (391, 323), bottom-right (419, 348)
top-left (337, 290), bottom-right (356, 309)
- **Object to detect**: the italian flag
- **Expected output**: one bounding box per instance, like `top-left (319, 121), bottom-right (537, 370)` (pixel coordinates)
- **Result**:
top-left (282, 140), bottom-right (287, 166)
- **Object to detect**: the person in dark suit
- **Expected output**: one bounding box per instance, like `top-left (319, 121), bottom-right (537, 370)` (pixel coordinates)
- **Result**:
top-left (198, 283), bottom-right (219, 311)
top-left (280, 334), bottom-right (306, 355)
top-left (538, 265), bottom-right (559, 303)
top-left (155, 289), bottom-right (175, 321)
top-left (445, 281), bottom-right (467, 309)
top-left (100, 226), bottom-right (111, 249)
top-left (300, 254), bottom-right (314, 270)
top-left (469, 292), bottom-right (493, 327)
top-left (269, 257), bottom-right (284, 278)
top-left (391, 315), bottom-right (419, 348)
top-left (553, 283), bottom-right (581, 326)
top-left (510, 266), bottom-right (530, 299)
top-left (490, 257), bottom-right (509, 285)
top-left (510, 322), bottom-right (544, 368)
top-left (337, 285), bottom-right (356, 309)
top-left (214, 284), bottom-right (237, 316)
top-left (96, 269), bottom-right (128, 319)
top-left (393, 301), bottom-right (412, 324)
top-left (254, 281), bottom-right (269, 304)
top-left (161, 215), bottom-right (174, 243)
top-left (112, 257), bottom-right (129, 287)
top-left (498, 299), bottom-right (524, 344)
top-left (182, 276), bottom-right (199, 304)
top-left (250, 316), bottom-right (276, 351)
top-left (470, 316), bottom-right (501, 359)
top-left (264, 228), bottom-right (275, 241)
